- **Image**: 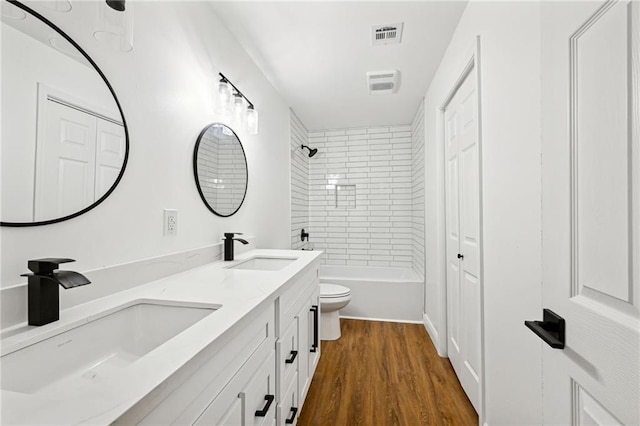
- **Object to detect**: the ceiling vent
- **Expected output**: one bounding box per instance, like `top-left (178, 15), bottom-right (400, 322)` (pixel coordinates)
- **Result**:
top-left (372, 23), bottom-right (403, 46)
top-left (366, 70), bottom-right (400, 95)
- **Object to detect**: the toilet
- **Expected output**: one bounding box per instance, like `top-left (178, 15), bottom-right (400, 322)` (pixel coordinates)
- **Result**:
top-left (319, 283), bottom-right (352, 340)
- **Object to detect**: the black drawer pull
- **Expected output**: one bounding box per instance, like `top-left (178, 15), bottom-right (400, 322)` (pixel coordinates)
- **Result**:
top-left (457, 253), bottom-right (464, 259)
top-left (285, 350), bottom-right (298, 364)
top-left (254, 394), bottom-right (275, 417)
top-left (525, 308), bottom-right (565, 349)
top-left (310, 305), bottom-right (319, 352)
top-left (285, 406), bottom-right (298, 424)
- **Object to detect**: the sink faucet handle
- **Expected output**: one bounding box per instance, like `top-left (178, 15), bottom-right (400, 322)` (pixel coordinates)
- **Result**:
top-left (26, 258), bottom-right (75, 275)
top-left (223, 232), bottom-right (244, 239)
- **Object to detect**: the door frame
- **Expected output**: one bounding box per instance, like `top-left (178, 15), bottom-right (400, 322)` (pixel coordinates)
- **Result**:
top-left (435, 35), bottom-right (485, 423)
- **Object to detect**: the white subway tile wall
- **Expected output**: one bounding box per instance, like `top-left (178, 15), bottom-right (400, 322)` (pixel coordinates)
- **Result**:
top-left (308, 124), bottom-right (416, 267)
top-left (290, 110), bottom-right (309, 250)
top-left (412, 100), bottom-right (426, 279)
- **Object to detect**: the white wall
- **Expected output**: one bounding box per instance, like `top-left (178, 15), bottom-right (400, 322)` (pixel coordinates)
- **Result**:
top-left (423, 2), bottom-right (542, 424)
top-left (1, 3), bottom-right (291, 303)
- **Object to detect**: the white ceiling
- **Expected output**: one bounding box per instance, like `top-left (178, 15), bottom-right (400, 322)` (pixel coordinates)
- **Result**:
top-left (210, 1), bottom-right (467, 131)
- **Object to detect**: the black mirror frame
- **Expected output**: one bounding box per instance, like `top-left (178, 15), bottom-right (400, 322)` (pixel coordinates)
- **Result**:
top-left (0, 0), bottom-right (129, 227)
top-left (193, 123), bottom-right (248, 218)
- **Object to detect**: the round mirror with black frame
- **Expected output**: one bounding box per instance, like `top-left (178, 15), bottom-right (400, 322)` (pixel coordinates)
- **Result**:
top-left (0, 0), bottom-right (129, 227)
top-left (193, 123), bottom-right (248, 217)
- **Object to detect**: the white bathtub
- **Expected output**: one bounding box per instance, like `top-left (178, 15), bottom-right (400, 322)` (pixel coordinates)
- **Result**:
top-left (319, 265), bottom-right (424, 323)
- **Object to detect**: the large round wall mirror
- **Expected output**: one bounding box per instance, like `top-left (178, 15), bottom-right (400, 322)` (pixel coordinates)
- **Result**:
top-left (193, 124), bottom-right (248, 217)
top-left (0, 1), bottom-right (129, 226)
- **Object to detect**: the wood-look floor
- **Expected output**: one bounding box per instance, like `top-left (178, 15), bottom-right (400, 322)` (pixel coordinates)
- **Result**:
top-left (297, 319), bottom-right (478, 426)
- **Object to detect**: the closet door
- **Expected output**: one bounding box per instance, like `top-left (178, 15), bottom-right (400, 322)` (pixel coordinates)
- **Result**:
top-left (444, 65), bottom-right (481, 412)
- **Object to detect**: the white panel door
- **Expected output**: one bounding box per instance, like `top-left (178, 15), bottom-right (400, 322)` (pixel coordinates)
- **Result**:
top-left (95, 119), bottom-right (125, 200)
top-left (35, 100), bottom-right (96, 220)
top-left (444, 65), bottom-right (481, 412)
top-left (541, 1), bottom-right (639, 424)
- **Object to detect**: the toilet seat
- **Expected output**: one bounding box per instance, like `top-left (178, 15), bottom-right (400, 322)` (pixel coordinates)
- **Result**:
top-left (320, 283), bottom-right (351, 298)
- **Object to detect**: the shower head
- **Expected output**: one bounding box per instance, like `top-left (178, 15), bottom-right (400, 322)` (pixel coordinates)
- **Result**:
top-left (301, 145), bottom-right (318, 158)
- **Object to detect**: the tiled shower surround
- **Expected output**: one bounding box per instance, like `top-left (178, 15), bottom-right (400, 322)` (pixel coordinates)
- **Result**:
top-left (290, 110), bottom-right (309, 250)
top-left (290, 104), bottom-right (426, 271)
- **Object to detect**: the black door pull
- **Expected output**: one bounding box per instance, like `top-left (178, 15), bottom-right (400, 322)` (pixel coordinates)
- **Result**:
top-left (285, 350), bottom-right (298, 364)
top-left (457, 253), bottom-right (464, 259)
top-left (285, 407), bottom-right (298, 424)
top-left (310, 305), bottom-right (319, 352)
top-left (254, 394), bottom-right (274, 417)
top-left (525, 309), bottom-right (565, 349)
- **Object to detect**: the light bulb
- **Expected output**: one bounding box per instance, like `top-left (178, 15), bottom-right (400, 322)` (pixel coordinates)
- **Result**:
top-left (232, 94), bottom-right (246, 127)
top-left (215, 80), bottom-right (232, 116)
top-left (246, 106), bottom-right (258, 135)
top-left (94, 0), bottom-right (134, 52)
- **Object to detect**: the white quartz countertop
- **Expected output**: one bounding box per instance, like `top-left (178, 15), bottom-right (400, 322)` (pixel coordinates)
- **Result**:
top-left (0, 249), bottom-right (322, 425)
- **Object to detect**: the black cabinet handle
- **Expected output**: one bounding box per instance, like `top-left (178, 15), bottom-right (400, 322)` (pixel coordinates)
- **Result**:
top-left (525, 309), bottom-right (565, 349)
top-left (457, 253), bottom-right (464, 259)
top-left (285, 350), bottom-right (298, 364)
top-left (310, 305), bottom-right (319, 353)
top-left (285, 407), bottom-right (298, 424)
top-left (254, 394), bottom-right (275, 417)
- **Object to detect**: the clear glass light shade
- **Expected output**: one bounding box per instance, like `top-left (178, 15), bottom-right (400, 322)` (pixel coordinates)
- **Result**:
top-left (232, 94), bottom-right (247, 127)
top-left (246, 107), bottom-right (258, 135)
top-left (94, 1), bottom-right (134, 52)
top-left (214, 80), bottom-right (233, 116)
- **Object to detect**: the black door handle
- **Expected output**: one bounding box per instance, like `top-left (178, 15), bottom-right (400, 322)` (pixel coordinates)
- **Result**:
top-left (285, 407), bottom-right (298, 424)
top-left (285, 350), bottom-right (298, 364)
top-left (457, 253), bottom-right (464, 259)
top-left (254, 394), bottom-right (275, 417)
top-left (525, 309), bottom-right (565, 349)
top-left (310, 305), bottom-right (319, 352)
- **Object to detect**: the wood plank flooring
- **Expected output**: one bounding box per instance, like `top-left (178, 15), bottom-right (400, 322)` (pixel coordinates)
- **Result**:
top-left (297, 319), bottom-right (478, 426)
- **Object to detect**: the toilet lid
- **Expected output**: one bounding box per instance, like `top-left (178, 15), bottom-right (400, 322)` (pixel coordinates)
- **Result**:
top-left (320, 283), bottom-right (351, 298)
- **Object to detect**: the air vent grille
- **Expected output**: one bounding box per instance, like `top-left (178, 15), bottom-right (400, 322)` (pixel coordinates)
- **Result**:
top-left (366, 70), bottom-right (400, 95)
top-left (372, 23), bottom-right (404, 46)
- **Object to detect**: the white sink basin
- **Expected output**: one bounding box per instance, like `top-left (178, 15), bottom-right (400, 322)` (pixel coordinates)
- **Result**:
top-left (0, 299), bottom-right (219, 395)
top-left (228, 256), bottom-right (298, 271)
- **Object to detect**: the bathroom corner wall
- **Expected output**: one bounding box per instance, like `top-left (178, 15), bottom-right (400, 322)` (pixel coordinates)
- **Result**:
top-left (307, 125), bottom-right (413, 268)
top-left (290, 110), bottom-right (309, 250)
top-left (411, 100), bottom-right (426, 279)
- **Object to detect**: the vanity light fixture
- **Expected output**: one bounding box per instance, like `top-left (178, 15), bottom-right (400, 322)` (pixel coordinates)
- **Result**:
top-left (216, 73), bottom-right (259, 135)
top-left (94, 0), bottom-right (133, 52)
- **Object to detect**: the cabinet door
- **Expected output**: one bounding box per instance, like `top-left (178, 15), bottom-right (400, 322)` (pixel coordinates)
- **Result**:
top-left (308, 287), bottom-right (321, 378)
top-left (278, 372), bottom-right (299, 426)
top-left (195, 395), bottom-right (243, 426)
top-left (277, 318), bottom-right (298, 397)
top-left (296, 302), bottom-right (310, 402)
top-left (243, 351), bottom-right (276, 426)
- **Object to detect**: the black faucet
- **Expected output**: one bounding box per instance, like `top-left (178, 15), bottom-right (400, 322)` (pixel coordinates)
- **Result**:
top-left (21, 258), bottom-right (91, 326)
top-left (301, 228), bottom-right (309, 242)
top-left (223, 233), bottom-right (249, 261)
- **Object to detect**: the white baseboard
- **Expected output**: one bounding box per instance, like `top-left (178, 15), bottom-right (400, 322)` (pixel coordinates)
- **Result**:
top-left (340, 315), bottom-right (423, 324)
top-left (423, 312), bottom-right (447, 357)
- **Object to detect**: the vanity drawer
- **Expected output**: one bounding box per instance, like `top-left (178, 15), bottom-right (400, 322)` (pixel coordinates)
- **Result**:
top-left (276, 317), bottom-right (298, 398)
top-left (194, 350), bottom-right (276, 426)
top-left (278, 372), bottom-right (299, 426)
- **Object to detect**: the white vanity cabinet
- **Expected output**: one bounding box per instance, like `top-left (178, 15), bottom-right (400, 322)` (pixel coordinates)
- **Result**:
top-left (275, 260), bottom-right (321, 425)
top-left (112, 258), bottom-right (321, 426)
